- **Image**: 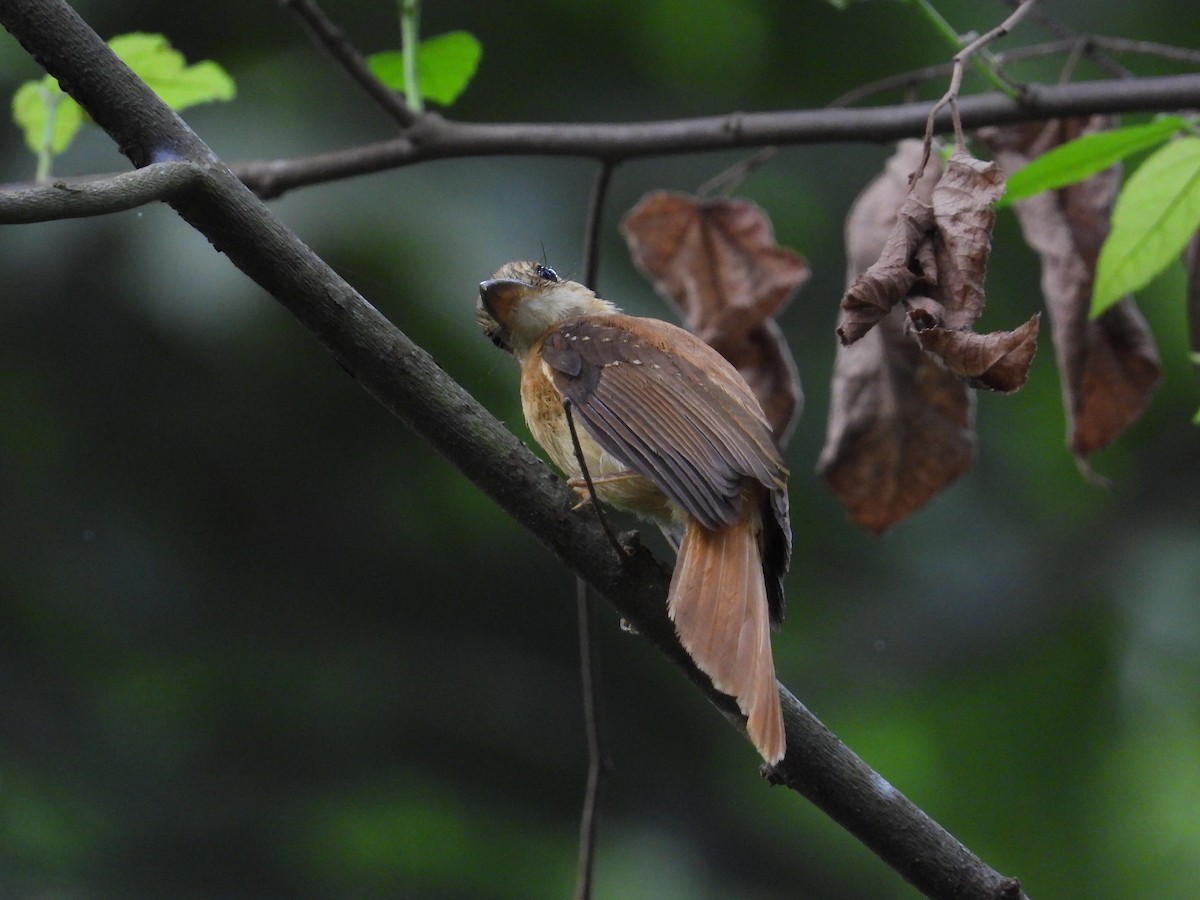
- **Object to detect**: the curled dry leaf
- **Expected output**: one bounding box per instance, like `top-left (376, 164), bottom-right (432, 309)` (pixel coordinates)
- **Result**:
top-left (911, 312), bottom-right (1041, 393)
top-left (837, 198), bottom-right (933, 345)
top-left (820, 140), bottom-right (976, 532)
top-left (837, 143), bottom-right (941, 346)
top-left (979, 119), bottom-right (1161, 456)
top-left (622, 191), bottom-right (809, 446)
top-left (929, 150), bottom-right (1006, 331)
top-left (839, 144), bottom-right (1039, 394)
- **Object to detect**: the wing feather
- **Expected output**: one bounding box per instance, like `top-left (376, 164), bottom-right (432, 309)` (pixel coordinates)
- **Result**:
top-left (541, 315), bottom-right (786, 531)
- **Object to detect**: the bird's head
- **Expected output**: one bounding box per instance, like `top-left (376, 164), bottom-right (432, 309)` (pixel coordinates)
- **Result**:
top-left (477, 261), bottom-right (618, 360)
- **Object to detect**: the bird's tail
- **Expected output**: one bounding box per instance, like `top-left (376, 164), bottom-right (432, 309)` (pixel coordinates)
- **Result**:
top-left (668, 513), bottom-right (785, 764)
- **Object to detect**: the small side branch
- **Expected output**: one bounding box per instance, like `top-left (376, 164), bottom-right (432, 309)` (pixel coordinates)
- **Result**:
top-left (282, 0), bottom-right (419, 128)
top-left (915, 0), bottom-right (1040, 183)
top-left (0, 161), bottom-right (200, 223)
top-left (574, 580), bottom-right (611, 900)
top-left (581, 161), bottom-right (614, 289)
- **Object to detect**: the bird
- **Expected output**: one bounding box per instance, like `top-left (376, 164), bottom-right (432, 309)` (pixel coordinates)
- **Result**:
top-left (477, 260), bottom-right (792, 764)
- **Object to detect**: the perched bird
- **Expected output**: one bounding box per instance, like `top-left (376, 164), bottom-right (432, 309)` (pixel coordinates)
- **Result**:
top-left (478, 261), bottom-right (791, 763)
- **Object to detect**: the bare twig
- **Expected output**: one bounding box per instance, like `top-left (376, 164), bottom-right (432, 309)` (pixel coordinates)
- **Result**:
top-left (997, 0), bottom-right (1128, 78)
top-left (915, 0), bottom-right (1040, 184)
top-left (0, 161), bottom-right (199, 223)
top-left (1092, 35), bottom-right (1200, 68)
top-left (574, 579), bottom-right (611, 900)
top-left (831, 36), bottom-right (1200, 108)
top-left (572, 160), bottom-right (617, 900)
top-left (281, 0), bottom-right (419, 128)
top-left (581, 161), bottom-right (614, 289)
top-left (697, 146), bottom-right (779, 198)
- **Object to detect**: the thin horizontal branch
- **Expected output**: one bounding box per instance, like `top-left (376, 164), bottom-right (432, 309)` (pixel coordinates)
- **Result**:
top-left (232, 72), bottom-right (1200, 198)
top-left (4, 74), bottom-right (1198, 221)
top-left (0, 161), bottom-right (200, 223)
top-left (0, 2), bottom-right (1041, 897)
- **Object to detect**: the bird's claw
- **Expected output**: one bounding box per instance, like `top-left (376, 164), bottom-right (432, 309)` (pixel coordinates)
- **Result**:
top-left (567, 478), bottom-right (594, 510)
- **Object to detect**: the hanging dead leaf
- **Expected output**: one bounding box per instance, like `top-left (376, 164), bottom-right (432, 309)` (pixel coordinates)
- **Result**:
top-left (838, 141), bottom-right (942, 346)
top-left (820, 140), bottom-right (976, 532)
top-left (621, 191), bottom-right (809, 445)
top-left (979, 119), bottom-right (1161, 456)
top-left (929, 149), bottom-right (1006, 331)
top-left (912, 313), bottom-right (1041, 393)
top-left (838, 146), bottom-right (1033, 396)
top-left (820, 307), bottom-right (976, 533)
top-left (837, 198), bottom-right (934, 345)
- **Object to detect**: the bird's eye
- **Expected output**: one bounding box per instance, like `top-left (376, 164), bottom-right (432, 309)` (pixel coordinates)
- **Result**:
top-left (535, 264), bottom-right (560, 283)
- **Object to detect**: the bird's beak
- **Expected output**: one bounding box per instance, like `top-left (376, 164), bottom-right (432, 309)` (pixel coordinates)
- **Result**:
top-left (479, 277), bottom-right (530, 323)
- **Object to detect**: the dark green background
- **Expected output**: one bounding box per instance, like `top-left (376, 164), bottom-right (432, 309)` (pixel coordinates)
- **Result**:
top-left (2, 1), bottom-right (1198, 897)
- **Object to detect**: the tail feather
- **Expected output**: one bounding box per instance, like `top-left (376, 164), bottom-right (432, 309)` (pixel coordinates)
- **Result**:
top-left (668, 515), bottom-right (785, 764)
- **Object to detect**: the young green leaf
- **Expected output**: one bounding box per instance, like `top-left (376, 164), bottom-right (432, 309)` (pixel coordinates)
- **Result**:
top-left (1093, 137), bottom-right (1200, 316)
top-left (12, 76), bottom-right (85, 155)
top-left (108, 33), bottom-right (235, 109)
top-left (10, 32), bottom-right (234, 177)
top-left (367, 31), bottom-right (482, 106)
top-left (999, 116), bottom-right (1186, 207)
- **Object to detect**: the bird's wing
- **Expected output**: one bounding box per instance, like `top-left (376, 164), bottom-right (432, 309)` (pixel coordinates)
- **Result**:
top-left (539, 314), bottom-right (786, 533)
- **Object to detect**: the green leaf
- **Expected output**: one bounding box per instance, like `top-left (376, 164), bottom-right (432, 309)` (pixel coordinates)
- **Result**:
top-left (108, 33), bottom-right (236, 109)
top-left (12, 76), bottom-right (84, 155)
top-left (367, 31), bottom-right (482, 106)
top-left (366, 51), bottom-right (406, 90)
top-left (1092, 137), bottom-right (1200, 316)
top-left (10, 32), bottom-right (233, 177)
top-left (999, 116), bottom-right (1187, 207)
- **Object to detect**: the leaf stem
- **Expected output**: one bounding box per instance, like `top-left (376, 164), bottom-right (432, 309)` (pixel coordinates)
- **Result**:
top-left (35, 83), bottom-right (59, 181)
top-left (400, 0), bottom-right (423, 113)
top-left (911, 0), bottom-right (961, 49)
top-left (909, 0), bottom-right (1018, 97)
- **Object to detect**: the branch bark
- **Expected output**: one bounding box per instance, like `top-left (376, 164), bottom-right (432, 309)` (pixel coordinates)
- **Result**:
top-left (231, 72), bottom-right (1200, 198)
top-left (0, 160), bottom-right (199, 222)
top-left (6, 71), bottom-right (1199, 224)
top-left (0, 2), bottom-right (1080, 897)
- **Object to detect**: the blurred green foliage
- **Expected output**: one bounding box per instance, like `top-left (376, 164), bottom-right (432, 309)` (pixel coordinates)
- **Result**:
top-left (11, 31), bottom-right (234, 179)
top-left (367, 31), bottom-right (482, 106)
top-left (1, 1), bottom-right (1198, 898)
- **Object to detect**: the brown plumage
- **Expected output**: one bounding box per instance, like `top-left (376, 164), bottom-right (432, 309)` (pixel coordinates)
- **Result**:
top-left (478, 261), bottom-right (791, 763)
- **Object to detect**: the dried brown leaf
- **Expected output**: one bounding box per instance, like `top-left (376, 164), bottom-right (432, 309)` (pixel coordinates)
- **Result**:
top-left (979, 119), bottom-right (1161, 456)
top-left (621, 191), bottom-right (809, 443)
top-left (914, 313), bottom-right (1041, 393)
top-left (930, 149), bottom-right (1006, 331)
top-left (845, 139), bottom-right (942, 275)
top-left (821, 141), bottom-right (975, 531)
top-left (837, 199), bottom-right (932, 345)
top-left (819, 308), bottom-right (976, 533)
top-left (838, 140), bottom-right (942, 345)
top-left (715, 320), bottom-right (802, 448)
